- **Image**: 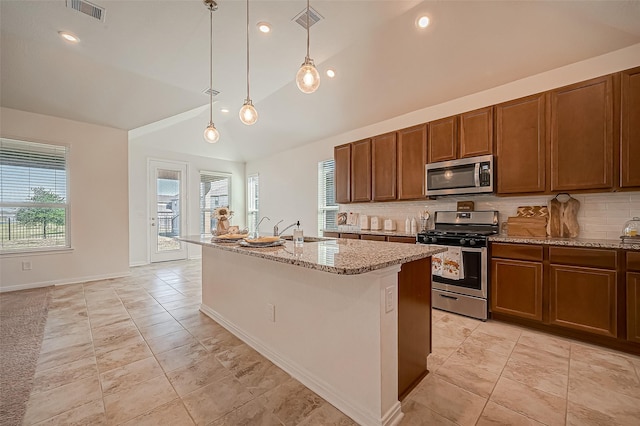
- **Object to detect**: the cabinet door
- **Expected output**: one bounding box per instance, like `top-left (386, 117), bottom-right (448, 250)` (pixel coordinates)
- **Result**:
top-left (550, 75), bottom-right (614, 191)
top-left (496, 94), bottom-right (547, 194)
top-left (361, 234), bottom-right (386, 241)
top-left (549, 265), bottom-right (617, 337)
top-left (428, 116), bottom-right (457, 163)
top-left (334, 143), bottom-right (351, 203)
top-left (628, 272), bottom-right (640, 343)
top-left (372, 132), bottom-right (397, 201)
top-left (351, 139), bottom-right (372, 202)
top-left (459, 106), bottom-right (494, 158)
top-left (621, 67), bottom-right (640, 188)
top-left (491, 259), bottom-right (543, 321)
top-left (397, 124), bottom-right (427, 200)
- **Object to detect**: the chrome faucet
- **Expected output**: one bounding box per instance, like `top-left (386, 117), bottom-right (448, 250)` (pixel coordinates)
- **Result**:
top-left (254, 216), bottom-right (270, 237)
top-left (274, 220), bottom-right (300, 236)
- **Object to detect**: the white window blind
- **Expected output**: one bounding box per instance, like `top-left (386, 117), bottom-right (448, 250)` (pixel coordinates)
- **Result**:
top-left (0, 138), bottom-right (70, 252)
top-left (200, 172), bottom-right (231, 234)
top-left (247, 174), bottom-right (259, 235)
top-left (318, 159), bottom-right (338, 235)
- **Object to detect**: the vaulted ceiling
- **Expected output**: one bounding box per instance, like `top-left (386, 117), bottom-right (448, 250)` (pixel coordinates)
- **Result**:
top-left (2, 1), bottom-right (640, 162)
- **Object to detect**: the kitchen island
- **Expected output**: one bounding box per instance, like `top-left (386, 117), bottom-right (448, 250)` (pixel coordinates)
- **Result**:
top-left (179, 235), bottom-right (444, 426)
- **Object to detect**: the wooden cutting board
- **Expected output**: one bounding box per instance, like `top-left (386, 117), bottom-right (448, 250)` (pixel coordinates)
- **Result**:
top-left (548, 196), bottom-right (580, 238)
top-left (507, 216), bottom-right (547, 237)
top-left (517, 206), bottom-right (549, 218)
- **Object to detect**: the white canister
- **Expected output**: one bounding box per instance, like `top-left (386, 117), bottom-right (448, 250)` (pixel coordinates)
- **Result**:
top-left (384, 219), bottom-right (396, 231)
top-left (370, 216), bottom-right (381, 230)
top-left (359, 214), bottom-right (370, 230)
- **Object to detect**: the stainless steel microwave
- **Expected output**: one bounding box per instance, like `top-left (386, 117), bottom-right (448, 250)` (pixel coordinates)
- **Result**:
top-left (425, 154), bottom-right (494, 196)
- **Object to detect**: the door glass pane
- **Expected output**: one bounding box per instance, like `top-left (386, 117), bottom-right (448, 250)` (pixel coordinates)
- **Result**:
top-left (156, 169), bottom-right (181, 252)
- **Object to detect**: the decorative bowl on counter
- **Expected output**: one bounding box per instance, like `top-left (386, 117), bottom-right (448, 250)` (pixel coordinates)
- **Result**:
top-left (620, 217), bottom-right (640, 244)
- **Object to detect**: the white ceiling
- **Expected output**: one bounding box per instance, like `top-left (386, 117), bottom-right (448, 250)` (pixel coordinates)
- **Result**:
top-left (2, 1), bottom-right (640, 162)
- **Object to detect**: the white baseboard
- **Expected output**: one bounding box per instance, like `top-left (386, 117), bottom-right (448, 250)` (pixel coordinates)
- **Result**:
top-left (199, 304), bottom-right (402, 426)
top-left (0, 270), bottom-right (131, 293)
top-left (129, 260), bottom-right (148, 267)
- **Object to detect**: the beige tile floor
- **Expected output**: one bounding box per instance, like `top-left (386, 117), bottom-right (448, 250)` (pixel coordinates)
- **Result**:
top-left (18, 260), bottom-right (640, 425)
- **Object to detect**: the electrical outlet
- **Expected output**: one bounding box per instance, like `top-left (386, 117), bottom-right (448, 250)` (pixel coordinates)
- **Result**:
top-left (385, 286), bottom-right (394, 313)
top-left (266, 303), bottom-right (275, 322)
top-left (22, 261), bottom-right (32, 271)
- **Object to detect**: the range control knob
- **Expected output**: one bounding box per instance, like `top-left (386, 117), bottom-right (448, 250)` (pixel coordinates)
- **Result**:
top-left (459, 238), bottom-right (467, 245)
top-left (469, 239), bottom-right (477, 246)
top-left (430, 237), bottom-right (438, 243)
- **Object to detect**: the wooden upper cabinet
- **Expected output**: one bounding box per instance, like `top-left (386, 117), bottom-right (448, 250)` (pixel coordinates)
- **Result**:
top-left (459, 106), bottom-right (494, 158)
top-left (397, 124), bottom-right (427, 200)
top-left (621, 66), bottom-right (640, 188)
top-left (496, 94), bottom-right (547, 194)
top-left (351, 139), bottom-right (372, 202)
top-left (334, 143), bottom-right (351, 204)
top-left (372, 132), bottom-right (397, 201)
top-left (428, 116), bottom-right (457, 163)
top-left (550, 75), bottom-right (614, 192)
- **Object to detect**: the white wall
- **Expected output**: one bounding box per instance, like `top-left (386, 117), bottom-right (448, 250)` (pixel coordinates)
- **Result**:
top-left (128, 136), bottom-right (245, 266)
top-left (0, 107), bottom-right (129, 291)
top-left (246, 43), bottom-right (640, 237)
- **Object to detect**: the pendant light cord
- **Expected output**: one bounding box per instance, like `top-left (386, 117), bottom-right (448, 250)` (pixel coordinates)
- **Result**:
top-left (246, 0), bottom-right (250, 100)
top-left (209, 4), bottom-right (213, 123)
top-left (306, 0), bottom-right (310, 59)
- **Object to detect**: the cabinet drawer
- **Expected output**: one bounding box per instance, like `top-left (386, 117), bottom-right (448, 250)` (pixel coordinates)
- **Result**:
top-left (323, 231), bottom-right (340, 238)
top-left (361, 234), bottom-right (386, 241)
top-left (491, 243), bottom-right (543, 261)
top-left (549, 247), bottom-right (617, 269)
top-left (340, 233), bottom-right (360, 240)
top-left (388, 236), bottom-right (417, 244)
top-left (627, 251), bottom-right (640, 272)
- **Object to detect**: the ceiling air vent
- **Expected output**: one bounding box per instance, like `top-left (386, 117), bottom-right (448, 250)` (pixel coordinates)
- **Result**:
top-left (66, 0), bottom-right (105, 22)
top-left (293, 6), bottom-right (323, 30)
top-left (203, 88), bottom-right (220, 97)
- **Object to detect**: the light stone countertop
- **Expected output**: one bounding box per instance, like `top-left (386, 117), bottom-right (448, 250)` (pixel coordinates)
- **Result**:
top-left (178, 235), bottom-right (445, 275)
top-left (489, 235), bottom-right (640, 251)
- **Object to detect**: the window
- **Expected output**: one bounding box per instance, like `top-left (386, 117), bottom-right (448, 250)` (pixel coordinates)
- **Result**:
top-left (0, 138), bottom-right (69, 252)
top-left (200, 172), bottom-right (231, 234)
top-left (247, 174), bottom-right (259, 235)
top-left (318, 159), bottom-right (338, 234)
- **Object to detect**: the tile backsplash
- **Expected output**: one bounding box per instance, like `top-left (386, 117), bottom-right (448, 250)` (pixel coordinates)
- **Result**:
top-left (339, 191), bottom-right (640, 240)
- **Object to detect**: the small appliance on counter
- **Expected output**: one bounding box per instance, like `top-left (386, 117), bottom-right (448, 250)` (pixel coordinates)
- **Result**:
top-left (621, 217), bottom-right (640, 244)
top-left (370, 216), bottom-right (381, 231)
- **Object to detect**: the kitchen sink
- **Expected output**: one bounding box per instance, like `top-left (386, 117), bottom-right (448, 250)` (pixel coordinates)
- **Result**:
top-left (280, 235), bottom-right (330, 243)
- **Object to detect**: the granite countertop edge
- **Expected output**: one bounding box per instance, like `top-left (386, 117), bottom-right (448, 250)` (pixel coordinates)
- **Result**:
top-left (489, 235), bottom-right (640, 251)
top-left (178, 235), bottom-right (446, 275)
top-left (322, 228), bottom-right (417, 238)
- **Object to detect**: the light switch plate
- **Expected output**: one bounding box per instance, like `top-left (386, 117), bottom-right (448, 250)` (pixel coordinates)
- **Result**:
top-left (385, 286), bottom-right (394, 313)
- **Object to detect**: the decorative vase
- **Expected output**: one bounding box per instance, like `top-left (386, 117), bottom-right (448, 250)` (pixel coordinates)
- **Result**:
top-left (216, 217), bottom-right (230, 235)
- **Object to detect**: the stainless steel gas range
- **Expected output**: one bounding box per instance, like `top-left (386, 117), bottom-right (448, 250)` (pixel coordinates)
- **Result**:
top-left (417, 210), bottom-right (499, 321)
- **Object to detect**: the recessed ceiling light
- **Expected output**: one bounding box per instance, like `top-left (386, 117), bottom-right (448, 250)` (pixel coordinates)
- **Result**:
top-left (326, 69), bottom-right (336, 78)
top-left (58, 31), bottom-right (80, 43)
top-left (416, 15), bottom-right (430, 29)
top-left (220, 108), bottom-right (230, 113)
top-left (257, 22), bottom-right (271, 33)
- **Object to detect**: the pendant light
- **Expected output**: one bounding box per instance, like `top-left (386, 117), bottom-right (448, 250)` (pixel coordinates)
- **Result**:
top-left (203, 0), bottom-right (220, 143)
top-left (239, 0), bottom-right (258, 125)
top-left (295, 0), bottom-right (320, 94)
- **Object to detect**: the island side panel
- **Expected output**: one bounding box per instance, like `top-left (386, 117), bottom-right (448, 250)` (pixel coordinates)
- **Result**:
top-left (200, 246), bottom-right (403, 426)
top-left (397, 257), bottom-right (432, 400)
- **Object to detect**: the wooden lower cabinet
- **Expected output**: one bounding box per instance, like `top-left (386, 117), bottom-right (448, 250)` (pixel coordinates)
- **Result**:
top-left (549, 265), bottom-right (617, 338)
top-left (397, 258), bottom-right (431, 399)
top-left (491, 258), bottom-right (543, 321)
top-left (323, 231), bottom-right (340, 238)
top-left (361, 234), bottom-right (386, 241)
top-left (628, 272), bottom-right (640, 343)
top-left (339, 233), bottom-right (360, 239)
top-left (388, 236), bottom-right (416, 244)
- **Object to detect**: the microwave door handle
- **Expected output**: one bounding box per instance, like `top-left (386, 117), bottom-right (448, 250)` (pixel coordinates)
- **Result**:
top-left (474, 163), bottom-right (480, 187)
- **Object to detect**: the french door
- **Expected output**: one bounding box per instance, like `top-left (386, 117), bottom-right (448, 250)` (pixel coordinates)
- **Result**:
top-left (149, 160), bottom-right (188, 263)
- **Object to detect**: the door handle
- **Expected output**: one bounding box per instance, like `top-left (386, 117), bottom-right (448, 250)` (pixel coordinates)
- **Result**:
top-left (439, 294), bottom-right (458, 301)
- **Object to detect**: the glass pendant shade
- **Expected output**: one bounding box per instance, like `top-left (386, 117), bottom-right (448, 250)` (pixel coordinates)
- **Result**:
top-left (204, 122), bottom-right (220, 143)
top-left (296, 58), bottom-right (320, 94)
top-left (239, 100), bottom-right (258, 125)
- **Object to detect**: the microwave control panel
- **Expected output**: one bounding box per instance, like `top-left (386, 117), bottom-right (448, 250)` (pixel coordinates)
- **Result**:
top-left (479, 162), bottom-right (491, 187)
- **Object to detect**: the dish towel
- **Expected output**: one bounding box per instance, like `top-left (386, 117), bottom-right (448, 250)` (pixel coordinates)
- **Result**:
top-left (442, 247), bottom-right (465, 280)
top-left (432, 252), bottom-right (444, 277)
